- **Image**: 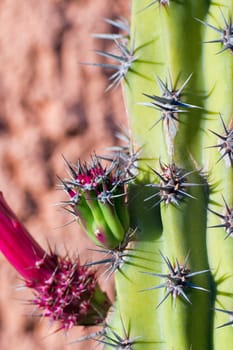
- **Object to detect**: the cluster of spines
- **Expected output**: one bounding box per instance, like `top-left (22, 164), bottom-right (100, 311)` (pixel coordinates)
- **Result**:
top-left (208, 196), bottom-right (233, 239)
top-left (74, 318), bottom-right (140, 350)
top-left (83, 17), bottom-right (135, 90)
top-left (141, 252), bottom-right (209, 308)
top-left (84, 228), bottom-right (136, 280)
top-left (95, 319), bottom-right (139, 350)
top-left (208, 114), bottom-right (233, 166)
top-left (197, 10), bottom-right (233, 54)
top-left (141, 73), bottom-right (199, 132)
top-left (145, 161), bottom-right (203, 206)
top-left (104, 128), bottom-right (142, 178)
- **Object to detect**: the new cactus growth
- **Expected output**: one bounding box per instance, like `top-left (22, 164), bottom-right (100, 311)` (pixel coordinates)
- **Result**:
top-left (1, 1), bottom-right (233, 349)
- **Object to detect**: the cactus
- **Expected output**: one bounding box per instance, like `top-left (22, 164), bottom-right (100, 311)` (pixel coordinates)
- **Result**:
top-left (1, 1), bottom-right (233, 350)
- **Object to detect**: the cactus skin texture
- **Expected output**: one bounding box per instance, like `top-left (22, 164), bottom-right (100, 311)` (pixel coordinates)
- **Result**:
top-left (99, 1), bottom-right (233, 350)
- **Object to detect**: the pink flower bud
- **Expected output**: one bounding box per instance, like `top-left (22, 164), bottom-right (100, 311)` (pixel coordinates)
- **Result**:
top-left (0, 192), bottom-right (110, 330)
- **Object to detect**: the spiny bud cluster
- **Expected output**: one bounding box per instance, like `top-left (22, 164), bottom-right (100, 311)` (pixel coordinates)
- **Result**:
top-left (63, 154), bottom-right (132, 203)
top-left (61, 154), bottom-right (133, 248)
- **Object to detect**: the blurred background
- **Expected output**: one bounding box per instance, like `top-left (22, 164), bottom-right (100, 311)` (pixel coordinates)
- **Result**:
top-left (0, 0), bottom-right (129, 349)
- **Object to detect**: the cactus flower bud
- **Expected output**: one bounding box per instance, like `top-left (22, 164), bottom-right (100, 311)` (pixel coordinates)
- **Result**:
top-left (61, 154), bottom-right (132, 249)
top-left (0, 192), bottom-right (110, 330)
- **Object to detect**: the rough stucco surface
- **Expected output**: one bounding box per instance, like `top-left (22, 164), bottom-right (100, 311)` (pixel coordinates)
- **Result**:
top-left (0, 1), bottom-right (129, 349)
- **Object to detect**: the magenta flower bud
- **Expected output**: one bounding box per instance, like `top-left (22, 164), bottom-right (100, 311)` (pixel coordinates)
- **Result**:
top-left (0, 192), bottom-right (110, 330)
top-left (0, 192), bottom-right (55, 285)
